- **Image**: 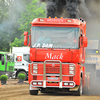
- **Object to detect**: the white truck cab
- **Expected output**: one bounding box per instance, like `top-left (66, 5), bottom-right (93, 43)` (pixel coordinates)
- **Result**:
top-left (12, 47), bottom-right (30, 80)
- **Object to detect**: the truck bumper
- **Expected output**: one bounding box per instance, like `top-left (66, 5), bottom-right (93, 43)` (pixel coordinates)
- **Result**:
top-left (0, 71), bottom-right (14, 78)
top-left (29, 80), bottom-right (76, 89)
top-left (29, 60), bottom-right (81, 90)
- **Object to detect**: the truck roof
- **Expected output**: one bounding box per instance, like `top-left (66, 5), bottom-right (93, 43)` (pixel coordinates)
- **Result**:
top-left (12, 47), bottom-right (30, 53)
top-left (31, 18), bottom-right (86, 27)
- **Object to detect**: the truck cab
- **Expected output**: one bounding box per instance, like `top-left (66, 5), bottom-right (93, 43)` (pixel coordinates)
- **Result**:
top-left (12, 47), bottom-right (30, 80)
top-left (0, 52), bottom-right (15, 78)
top-left (24, 18), bottom-right (88, 95)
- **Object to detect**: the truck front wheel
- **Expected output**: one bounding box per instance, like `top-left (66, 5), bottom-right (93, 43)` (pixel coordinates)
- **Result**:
top-left (30, 90), bottom-right (38, 95)
top-left (74, 78), bottom-right (82, 96)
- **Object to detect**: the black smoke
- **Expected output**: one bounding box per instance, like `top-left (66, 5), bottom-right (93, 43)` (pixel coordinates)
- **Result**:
top-left (40, 0), bottom-right (100, 19)
top-left (65, 0), bottom-right (83, 18)
top-left (40, 0), bottom-right (83, 18)
top-left (80, 0), bottom-right (100, 39)
top-left (40, 0), bottom-right (100, 39)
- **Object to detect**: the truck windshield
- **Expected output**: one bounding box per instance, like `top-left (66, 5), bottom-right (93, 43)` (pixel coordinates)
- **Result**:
top-left (31, 26), bottom-right (79, 49)
top-left (23, 54), bottom-right (31, 63)
top-left (6, 54), bottom-right (14, 62)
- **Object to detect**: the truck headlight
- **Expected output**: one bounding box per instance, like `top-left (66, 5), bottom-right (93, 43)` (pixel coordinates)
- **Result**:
top-left (69, 67), bottom-right (74, 70)
top-left (6, 73), bottom-right (8, 76)
top-left (33, 82), bottom-right (37, 85)
top-left (33, 70), bottom-right (37, 73)
top-left (64, 82), bottom-right (68, 85)
top-left (69, 71), bottom-right (74, 74)
top-left (33, 66), bottom-right (38, 69)
top-left (69, 82), bottom-right (74, 86)
top-left (38, 82), bottom-right (42, 85)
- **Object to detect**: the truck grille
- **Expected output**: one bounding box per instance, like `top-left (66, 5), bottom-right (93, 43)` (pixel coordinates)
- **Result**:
top-left (8, 66), bottom-right (14, 71)
top-left (46, 66), bottom-right (59, 73)
top-left (69, 77), bottom-right (73, 81)
top-left (46, 65), bottom-right (69, 74)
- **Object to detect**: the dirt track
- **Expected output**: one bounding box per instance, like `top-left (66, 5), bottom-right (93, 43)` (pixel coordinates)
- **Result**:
top-left (0, 79), bottom-right (100, 100)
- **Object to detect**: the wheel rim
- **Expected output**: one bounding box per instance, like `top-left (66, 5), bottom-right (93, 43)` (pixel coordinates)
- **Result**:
top-left (80, 79), bottom-right (82, 95)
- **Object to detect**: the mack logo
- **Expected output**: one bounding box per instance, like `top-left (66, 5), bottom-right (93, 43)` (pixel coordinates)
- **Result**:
top-left (45, 53), bottom-right (63, 60)
top-left (52, 64), bottom-right (55, 67)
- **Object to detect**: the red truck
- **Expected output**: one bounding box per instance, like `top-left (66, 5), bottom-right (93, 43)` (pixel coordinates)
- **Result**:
top-left (24, 17), bottom-right (88, 96)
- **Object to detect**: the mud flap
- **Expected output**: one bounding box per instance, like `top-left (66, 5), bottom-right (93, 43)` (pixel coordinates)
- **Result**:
top-left (69, 86), bottom-right (79, 91)
top-left (73, 78), bottom-right (82, 96)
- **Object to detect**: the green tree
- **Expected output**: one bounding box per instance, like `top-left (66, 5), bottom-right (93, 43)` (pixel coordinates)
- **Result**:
top-left (11, 37), bottom-right (24, 47)
top-left (0, 0), bottom-right (8, 23)
top-left (19, 0), bottom-right (46, 33)
top-left (0, 0), bottom-right (31, 51)
top-left (0, 0), bottom-right (46, 51)
top-left (11, 0), bottom-right (46, 47)
top-left (0, 0), bottom-right (9, 51)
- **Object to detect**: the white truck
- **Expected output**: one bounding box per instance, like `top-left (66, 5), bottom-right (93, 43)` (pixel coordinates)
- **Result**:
top-left (12, 47), bottom-right (30, 80)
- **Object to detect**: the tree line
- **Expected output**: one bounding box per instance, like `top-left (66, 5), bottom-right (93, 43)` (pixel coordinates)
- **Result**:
top-left (0, 0), bottom-right (100, 52)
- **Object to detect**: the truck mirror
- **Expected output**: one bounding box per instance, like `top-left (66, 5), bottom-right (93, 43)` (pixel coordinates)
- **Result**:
top-left (1, 55), bottom-right (4, 65)
top-left (28, 35), bottom-right (31, 46)
top-left (23, 31), bottom-right (28, 46)
top-left (83, 36), bottom-right (88, 47)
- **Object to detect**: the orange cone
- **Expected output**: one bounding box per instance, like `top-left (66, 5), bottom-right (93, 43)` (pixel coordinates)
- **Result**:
top-left (0, 81), bottom-right (1, 87)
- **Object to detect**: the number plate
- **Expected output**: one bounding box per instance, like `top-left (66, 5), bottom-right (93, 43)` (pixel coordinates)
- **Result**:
top-left (48, 77), bottom-right (58, 80)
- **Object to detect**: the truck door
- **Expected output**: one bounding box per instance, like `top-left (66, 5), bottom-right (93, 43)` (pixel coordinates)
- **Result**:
top-left (23, 54), bottom-right (30, 69)
top-left (0, 54), bottom-right (6, 71)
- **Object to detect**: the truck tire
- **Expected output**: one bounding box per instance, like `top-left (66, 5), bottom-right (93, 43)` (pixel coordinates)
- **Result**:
top-left (17, 71), bottom-right (27, 80)
top-left (30, 90), bottom-right (38, 95)
top-left (74, 78), bottom-right (82, 96)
